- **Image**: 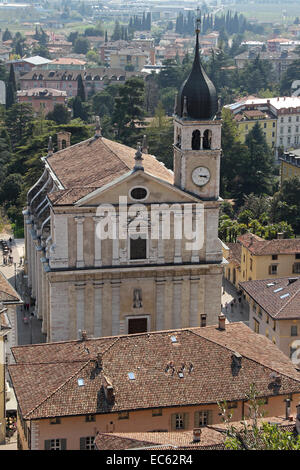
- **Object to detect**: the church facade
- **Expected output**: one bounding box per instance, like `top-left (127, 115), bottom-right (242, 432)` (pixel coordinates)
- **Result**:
top-left (23, 28), bottom-right (224, 342)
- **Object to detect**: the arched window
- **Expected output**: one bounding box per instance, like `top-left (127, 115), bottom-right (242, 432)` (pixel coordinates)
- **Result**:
top-left (192, 130), bottom-right (201, 150)
top-left (203, 130), bottom-right (212, 149)
top-left (61, 139), bottom-right (67, 149)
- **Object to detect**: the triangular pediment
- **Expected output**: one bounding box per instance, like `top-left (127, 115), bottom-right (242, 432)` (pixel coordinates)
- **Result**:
top-left (75, 170), bottom-right (202, 206)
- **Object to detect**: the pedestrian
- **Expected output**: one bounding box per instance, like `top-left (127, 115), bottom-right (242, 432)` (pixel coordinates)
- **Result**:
top-left (238, 296), bottom-right (241, 304)
top-left (225, 302), bottom-right (228, 313)
top-left (231, 301), bottom-right (233, 312)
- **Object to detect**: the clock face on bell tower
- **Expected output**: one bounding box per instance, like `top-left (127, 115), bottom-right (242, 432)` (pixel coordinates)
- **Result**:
top-left (172, 20), bottom-right (222, 200)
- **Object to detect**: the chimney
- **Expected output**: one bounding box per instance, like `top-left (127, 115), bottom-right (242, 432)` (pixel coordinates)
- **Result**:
top-left (57, 131), bottom-right (71, 150)
top-left (193, 428), bottom-right (202, 443)
top-left (285, 398), bottom-right (291, 420)
top-left (218, 313), bottom-right (226, 330)
top-left (103, 376), bottom-right (114, 404)
top-left (81, 330), bottom-right (88, 341)
top-left (277, 232), bottom-right (284, 239)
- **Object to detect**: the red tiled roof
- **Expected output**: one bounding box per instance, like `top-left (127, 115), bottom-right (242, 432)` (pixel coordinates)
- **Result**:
top-left (239, 277), bottom-right (300, 319)
top-left (45, 136), bottom-right (173, 203)
top-left (238, 233), bottom-right (300, 255)
top-left (226, 242), bottom-right (241, 266)
top-left (0, 271), bottom-right (22, 304)
top-left (8, 323), bottom-right (300, 420)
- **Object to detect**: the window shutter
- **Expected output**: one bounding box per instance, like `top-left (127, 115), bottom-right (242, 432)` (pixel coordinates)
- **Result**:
top-left (208, 410), bottom-right (213, 425)
top-left (61, 439), bottom-right (67, 450)
top-left (80, 437), bottom-right (86, 450)
top-left (171, 414), bottom-right (177, 430)
top-left (194, 411), bottom-right (199, 428)
top-left (268, 265), bottom-right (272, 275)
top-left (183, 413), bottom-right (189, 430)
top-left (44, 440), bottom-right (51, 450)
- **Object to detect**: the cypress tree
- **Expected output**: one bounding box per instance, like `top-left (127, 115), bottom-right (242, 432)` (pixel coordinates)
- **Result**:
top-left (77, 74), bottom-right (85, 102)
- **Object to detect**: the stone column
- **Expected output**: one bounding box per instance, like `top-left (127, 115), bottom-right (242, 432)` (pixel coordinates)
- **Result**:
top-left (155, 278), bottom-right (166, 331)
top-left (75, 217), bottom-right (85, 268)
top-left (75, 283), bottom-right (85, 338)
top-left (173, 278), bottom-right (182, 329)
top-left (94, 282), bottom-right (103, 337)
top-left (189, 276), bottom-right (200, 327)
top-left (112, 215), bottom-right (119, 266)
top-left (111, 280), bottom-right (121, 335)
top-left (93, 217), bottom-right (102, 267)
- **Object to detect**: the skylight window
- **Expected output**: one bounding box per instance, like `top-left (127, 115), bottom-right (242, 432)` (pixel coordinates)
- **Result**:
top-left (77, 378), bottom-right (84, 386)
top-left (280, 293), bottom-right (290, 299)
top-left (267, 283), bottom-right (275, 287)
top-left (128, 372), bottom-right (135, 380)
top-left (273, 287), bottom-right (283, 293)
top-left (170, 335), bottom-right (177, 343)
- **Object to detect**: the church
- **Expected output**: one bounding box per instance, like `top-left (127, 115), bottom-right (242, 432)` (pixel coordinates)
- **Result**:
top-left (23, 25), bottom-right (224, 342)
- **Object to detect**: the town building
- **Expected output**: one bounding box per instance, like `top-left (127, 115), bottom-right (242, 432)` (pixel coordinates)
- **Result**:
top-left (223, 234), bottom-right (300, 288)
top-left (234, 49), bottom-right (298, 82)
top-left (17, 88), bottom-right (67, 116)
top-left (19, 68), bottom-right (140, 98)
top-left (8, 321), bottom-right (300, 450)
top-left (280, 149), bottom-right (300, 184)
top-left (225, 96), bottom-right (300, 159)
top-left (5, 56), bottom-right (52, 77)
top-left (94, 415), bottom-right (300, 450)
top-left (23, 28), bottom-right (224, 342)
top-left (109, 48), bottom-right (152, 71)
top-left (0, 303), bottom-right (11, 445)
top-left (239, 277), bottom-right (300, 359)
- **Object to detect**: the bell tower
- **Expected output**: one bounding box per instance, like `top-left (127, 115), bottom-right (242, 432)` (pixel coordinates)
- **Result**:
top-left (173, 18), bottom-right (222, 201)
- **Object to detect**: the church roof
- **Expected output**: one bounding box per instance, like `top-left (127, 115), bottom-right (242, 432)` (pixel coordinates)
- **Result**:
top-left (45, 136), bottom-right (173, 204)
top-left (176, 26), bottom-right (218, 120)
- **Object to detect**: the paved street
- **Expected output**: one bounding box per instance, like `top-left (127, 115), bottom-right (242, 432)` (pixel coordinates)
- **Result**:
top-left (221, 277), bottom-right (249, 325)
top-left (0, 235), bottom-right (46, 345)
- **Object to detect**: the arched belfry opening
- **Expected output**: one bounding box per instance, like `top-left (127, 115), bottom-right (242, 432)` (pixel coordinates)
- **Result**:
top-left (203, 129), bottom-right (212, 149)
top-left (192, 130), bottom-right (201, 150)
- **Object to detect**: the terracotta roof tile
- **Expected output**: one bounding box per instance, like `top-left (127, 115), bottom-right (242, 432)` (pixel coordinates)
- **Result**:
top-left (0, 271), bottom-right (22, 304)
top-left (8, 324), bottom-right (300, 420)
top-left (45, 136), bottom-right (173, 203)
top-left (238, 233), bottom-right (300, 255)
top-left (239, 277), bottom-right (300, 319)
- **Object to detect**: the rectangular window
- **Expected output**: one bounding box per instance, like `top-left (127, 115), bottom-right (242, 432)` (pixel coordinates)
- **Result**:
top-left (45, 439), bottom-right (66, 450)
top-left (291, 325), bottom-right (298, 336)
top-left (273, 122), bottom-right (276, 127)
top-left (293, 263), bottom-right (300, 274)
top-left (49, 418), bottom-right (61, 425)
top-left (296, 254), bottom-right (300, 259)
top-left (264, 122), bottom-right (267, 128)
top-left (272, 255), bottom-right (278, 260)
top-left (288, 126), bottom-right (291, 133)
top-left (280, 127), bottom-right (284, 134)
top-left (175, 413), bottom-right (184, 429)
top-left (118, 411), bottom-right (129, 420)
top-left (250, 258), bottom-right (253, 271)
top-left (254, 319), bottom-right (260, 334)
top-left (152, 408), bottom-right (162, 416)
top-left (269, 265), bottom-right (278, 275)
top-left (297, 116), bottom-right (300, 122)
top-left (273, 320), bottom-right (276, 331)
top-left (200, 314), bottom-right (207, 327)
top-left (171, 413), bottom-right (189, 430)
top-left (80, 437), bottom-right (95, 450)
top-left (288, 116), bottom-right (292, 123)
top-left (130, 237), bottom-right (147, 260)
top-left (85, 415), bottom-right (96, 422)
top-left (280, 117), bottom-right (284, 123)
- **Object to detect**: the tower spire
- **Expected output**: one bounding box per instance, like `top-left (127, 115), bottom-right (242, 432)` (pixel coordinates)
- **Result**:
top-left (133, 142), bottom-right (144, 171)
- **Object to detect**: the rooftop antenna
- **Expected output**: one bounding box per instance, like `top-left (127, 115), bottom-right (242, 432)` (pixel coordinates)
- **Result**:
top-left (142, 134), bottom-right (148, 154)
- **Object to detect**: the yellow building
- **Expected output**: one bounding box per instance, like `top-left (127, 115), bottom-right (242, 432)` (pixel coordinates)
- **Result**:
top-left (234, 108), bottom-right (277, 150)
top-left (240, 277), bottom-right (300, 360)
top-left (224, 233), bottom-right (300, 288)
top-left (280, 149), bottom-right (300, 184)
top-left (0, 304), bottom-right (11, 445)
top-left (109, 48), bottom-right (149, 71)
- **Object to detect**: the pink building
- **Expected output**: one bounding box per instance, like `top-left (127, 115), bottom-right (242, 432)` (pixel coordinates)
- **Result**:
top-left (17, 88), bottom-right (67, 115)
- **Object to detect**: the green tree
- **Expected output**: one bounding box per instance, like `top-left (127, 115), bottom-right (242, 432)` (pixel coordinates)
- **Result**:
top-left (147, 102), bottom-right (173, 169)
top-left (77, 74), bottom-right (85, 102)
top-left (73, 37), bottom-right (90, 54)
top-left (6, 64), bottom-right (17, 109)
top-left (5, 103), bottom-right (34, 149)
top-left (219, 384), bottom-right (300, 450)
top-left (2, 29), bottom-right (12, 42)
top-left (46, 104), bottom-right (70, 125)
top-left (112, 77), bottom-right (145, 146)
top-left (92, 90), bottom-right (115, 117)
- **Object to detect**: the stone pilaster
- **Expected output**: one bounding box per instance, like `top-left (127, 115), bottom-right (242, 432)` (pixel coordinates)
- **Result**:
top-left (111, 280), bottom-right (121, 335)
top-left (75, 217), bottom-right (85, 268)
top-left (94, 282), bottom-right (103, 337)
top-left (189, 276), bottom-right (200, 327)
top-left (75, 282), bottom-right (85, 338)
top-left (173, 278), bottom-right (182, 329)
top-left (155, 278), bottom-right (165, 331)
